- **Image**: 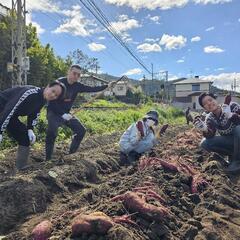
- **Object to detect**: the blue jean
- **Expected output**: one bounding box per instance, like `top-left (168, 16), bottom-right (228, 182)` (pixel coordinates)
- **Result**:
top-left (201, 125), bottom-right (240, 161)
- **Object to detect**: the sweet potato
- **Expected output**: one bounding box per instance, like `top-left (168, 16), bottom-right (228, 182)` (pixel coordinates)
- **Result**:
top-left (224, 94), bottom-right (231, 105)
top-left (113, 191), bottom-right (169, 221)
top-left (191, 175), bottom-right (208, 193)
top-left (157, 158), bottom-right (179, 172)
top-left (32, 220), bottom-right (52, 240)
top-left (71, 212), bottom-right (114, 236)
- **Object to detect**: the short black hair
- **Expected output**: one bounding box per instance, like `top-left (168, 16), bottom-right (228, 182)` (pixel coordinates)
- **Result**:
top-left (48, 80), bottom-right (66, 100)
top-left (198, 92), bottom-right (216, 107)
top-left (70, 64), bottom-right (82, 71)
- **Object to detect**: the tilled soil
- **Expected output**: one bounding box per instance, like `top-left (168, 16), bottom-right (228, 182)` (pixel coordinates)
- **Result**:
top-left (0, 126), bottom-right (240, 240)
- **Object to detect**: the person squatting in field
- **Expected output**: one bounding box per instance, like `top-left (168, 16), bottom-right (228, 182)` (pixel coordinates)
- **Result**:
top-left (119, 110), bottom-right (168, 165)
top-left (0, 81), bottom-right (66, 170)
top-left (194, 92), bottom-right (240, 173)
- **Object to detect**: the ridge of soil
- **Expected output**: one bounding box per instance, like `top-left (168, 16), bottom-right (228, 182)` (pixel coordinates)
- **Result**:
top-left (0, 126), bottom-right (240, 240)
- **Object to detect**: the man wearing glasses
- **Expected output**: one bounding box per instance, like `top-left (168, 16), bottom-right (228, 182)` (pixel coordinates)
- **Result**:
top-left (45, 64), bottom-right (111, 160)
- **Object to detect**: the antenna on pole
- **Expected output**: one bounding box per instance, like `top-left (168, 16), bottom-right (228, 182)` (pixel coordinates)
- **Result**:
top-left (11, 0), bottom-right (28, 86)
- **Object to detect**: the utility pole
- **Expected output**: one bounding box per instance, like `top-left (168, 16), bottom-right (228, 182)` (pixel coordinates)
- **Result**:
top-left (11, 0), bottom-right (28, 86)
top-left (151, 63), bottom-right (154, 81)
top-left (159, 70), bottom-right (168, 102)
top-left (165, 70), bottom-right (169, 101)
top-left (95, 64), bottom-right (100, 74)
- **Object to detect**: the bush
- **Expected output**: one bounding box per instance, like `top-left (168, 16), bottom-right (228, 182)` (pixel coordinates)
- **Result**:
top-left (0, 102), bottom-right (185, 150)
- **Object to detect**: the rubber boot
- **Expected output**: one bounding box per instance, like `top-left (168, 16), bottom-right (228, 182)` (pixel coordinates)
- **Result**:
top-left (69, 135), bottom-right (81, 154)
top-left (16, 145), bottom-right (30, 170)
top-left (127, 150), bottom-right (141, 164)
top-left (119, 152), bottom-right (128, 166)
top-left (226, 128), bottom-right (240, 173)
top-left (45, 142), bottom-right (55, 161)
top-left (225, 159), bottom-right (240, 173)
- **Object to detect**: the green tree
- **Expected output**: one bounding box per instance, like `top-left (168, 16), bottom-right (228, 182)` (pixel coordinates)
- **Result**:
top-left (67, 49), bottom-right (100, 73)
top-left (0, 15), bottom-right (12, 89)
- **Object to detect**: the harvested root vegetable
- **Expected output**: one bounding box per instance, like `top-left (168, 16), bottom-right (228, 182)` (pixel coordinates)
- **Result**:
top-left (139, 157), bottom-right (208, 193)
top-left (157, 158), bottom-right (179, 172)
top-left (224, 94), bottom-right (231, 105)
top-left (191, 175), bottom-right (208, 193)
top-left (32, 220), bottom-right (52, 240)
top-left (71, 212), bottom-right (114, 236)
top-left (111, 191), bottom-right (169, 221)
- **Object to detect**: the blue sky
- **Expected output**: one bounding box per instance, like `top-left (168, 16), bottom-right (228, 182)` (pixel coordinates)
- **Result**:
top-left (2, 0), bottom-right (240, 90)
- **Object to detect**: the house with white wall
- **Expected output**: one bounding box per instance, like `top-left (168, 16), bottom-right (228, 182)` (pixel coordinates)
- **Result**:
top-left (104, 77), bottom-right (133, 96)
top-left (172, 76), bottom-right (213, 109)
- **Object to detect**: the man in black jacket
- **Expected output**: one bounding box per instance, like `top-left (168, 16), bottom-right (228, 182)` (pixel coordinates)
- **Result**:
top-left (0, 81), bottom-right (66, 170)
top-left (45, 64), bottom-right (113, 160)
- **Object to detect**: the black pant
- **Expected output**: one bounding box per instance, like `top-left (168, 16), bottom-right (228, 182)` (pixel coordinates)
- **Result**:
top-left (46, 110), bottom-right (86, 157)
top-left (7, 117), bottom-right (30, 146)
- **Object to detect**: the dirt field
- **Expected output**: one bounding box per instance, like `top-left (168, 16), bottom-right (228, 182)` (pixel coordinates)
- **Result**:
top-left (0, 125), bottom-right (240, 240)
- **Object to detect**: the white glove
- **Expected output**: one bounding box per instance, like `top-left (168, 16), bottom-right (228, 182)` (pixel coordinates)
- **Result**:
top-left (194, 119), bottom-right (208, 132)
top-left (222, 104), bottom-right (233, 119)
top-left (0, 134), bottom-right (3, 143)
top-left (28, 129), bottom-right (36, 144)
top-left (62, 113), bottom-right (72, 121)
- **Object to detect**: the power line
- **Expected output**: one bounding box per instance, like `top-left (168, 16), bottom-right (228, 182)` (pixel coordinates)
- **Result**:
top-left (83, 0), bottom-right (151, 73)
top-left (79, 0), bottom-right (151, 74)
top-left (26, 2), bottom-right (130, 71)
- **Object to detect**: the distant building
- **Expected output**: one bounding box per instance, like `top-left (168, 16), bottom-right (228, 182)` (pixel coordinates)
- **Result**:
top-left (139, 77), bottom-right (164, 96)
top-left (80, 74), bottom-right (109, 87)
top-left (172, 76), bottom-right (213, 109)
top-left (104, 77), bottom-right (133, 96)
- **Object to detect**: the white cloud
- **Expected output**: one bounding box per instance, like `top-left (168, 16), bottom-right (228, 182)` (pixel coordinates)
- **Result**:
top-left (159, 34), bottom-right (187, 50)
top-left (88, 43), bottom-right (106, 52)
top-left (204, 45), bottom-right (224, 53)
top-left (191, 36), bottom-right (201, 42)
top-left (111, 15), bottom-right (141, 33)
top-left (193, 0), bottom-right (232, 4)
top-left (27, 0), bottom-right (61, 12)
top-left (205, 26), bottom-right (215, 31)
top-left (177, 59), bottom-right (185, 63)
top-left (98, 36), bottom-right (106, 40)
top-left (1, 0), bottom-right (60, 12)
top-left (238, 18), bottom-right (240, 22)
top-left (123, 68), bottom-right (142, 76)
top-left (105, 0), bottom-right (231, 11)
top-left (148, 16), bottom-right (161, 24)
top-left (105, 0), bottom-right (189, 10)
top-left (214, 67), bottom-right (225, 71)
top-left (26, 14), bottom-right (45, 35)
top-left (145, 38), bottom-right (159, 43)
top-left (202, 72), bottom-right (240, 91)
top-left (53, 5), bottom-right (98, 37)
top-left (137, 43), bottom-right (162, 53)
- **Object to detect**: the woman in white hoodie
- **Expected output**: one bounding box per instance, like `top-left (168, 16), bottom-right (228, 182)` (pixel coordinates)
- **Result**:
top-left (119, 110), bottom-right (160, 165)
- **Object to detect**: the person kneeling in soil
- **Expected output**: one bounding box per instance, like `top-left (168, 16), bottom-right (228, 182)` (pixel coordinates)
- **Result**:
top-left (194, 92), bottom-right (240, 173)
top-left (0, 81), bottom-right (66, 170)
top-left (119, 110), bottom-right (167, 165)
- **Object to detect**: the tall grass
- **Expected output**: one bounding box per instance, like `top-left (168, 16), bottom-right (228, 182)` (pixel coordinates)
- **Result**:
top-left (0, 101), bottom-right (185, 149)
